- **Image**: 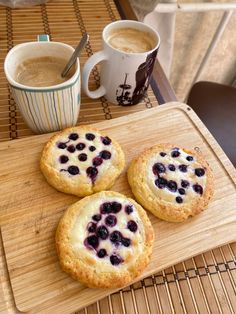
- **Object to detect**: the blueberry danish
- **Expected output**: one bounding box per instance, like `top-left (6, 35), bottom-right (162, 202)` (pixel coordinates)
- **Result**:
top-left (40, 126), bottom-right (125, 196)
top-left (128, 144), bottom-right (214, 222)
top-left (55, 191), bottom-right (154, 288)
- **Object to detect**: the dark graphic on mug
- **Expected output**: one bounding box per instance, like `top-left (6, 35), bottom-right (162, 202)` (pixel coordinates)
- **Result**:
top-left (116, 73), bottom-right (132, 105)
top-left (116, 49), bottom-right (157, 106)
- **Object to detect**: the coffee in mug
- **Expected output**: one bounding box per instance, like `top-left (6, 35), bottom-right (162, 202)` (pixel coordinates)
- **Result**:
top-left (107, 28), bottom-right (156, 53)
top-left (15, 56), bottom-right (75, 87)
top-left (4, 35), bottom-right (81, 134)
top-left (82, 20), bottom-right (160, 106)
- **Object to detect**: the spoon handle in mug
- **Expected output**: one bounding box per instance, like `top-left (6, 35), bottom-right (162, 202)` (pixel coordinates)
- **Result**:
top-left (61, 33), bottom-right (89, 78)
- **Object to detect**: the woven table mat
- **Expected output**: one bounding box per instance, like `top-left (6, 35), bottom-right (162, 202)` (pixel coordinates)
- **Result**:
top-left (0, 1), bottom-right (235, 313)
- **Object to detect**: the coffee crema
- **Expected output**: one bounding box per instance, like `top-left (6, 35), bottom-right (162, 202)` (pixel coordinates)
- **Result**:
top-left (15, 56), bottom-right (75, 87)
top-left (107, 28), bottom-right (156, 53)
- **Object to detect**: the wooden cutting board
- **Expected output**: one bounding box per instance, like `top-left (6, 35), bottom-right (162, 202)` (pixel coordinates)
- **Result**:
top-left (0, 103), bottom-right (236, 314)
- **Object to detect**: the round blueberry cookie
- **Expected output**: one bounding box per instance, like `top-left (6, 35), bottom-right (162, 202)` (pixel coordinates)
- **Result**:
top-left (55, 191), bottom-right (154, 288)
top-left (40, 126), bottom-right (125, 196)
top-left (128, 144), bottom-right (214, 222)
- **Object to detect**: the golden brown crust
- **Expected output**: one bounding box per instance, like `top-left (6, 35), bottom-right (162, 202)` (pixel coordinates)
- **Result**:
top-left (128, 143), bottom-right (214, 222)
top-left (55, 191), bottom-right (154, 288)
top-left (40, 125), bottom-right (125, 197)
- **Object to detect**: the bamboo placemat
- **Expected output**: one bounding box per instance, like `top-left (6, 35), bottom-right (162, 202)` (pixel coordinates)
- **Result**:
top-left (0, 0), bottom-right (235, 313)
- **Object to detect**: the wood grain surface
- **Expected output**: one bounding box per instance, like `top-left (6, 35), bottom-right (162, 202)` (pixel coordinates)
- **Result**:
top-left (0, 103), bottom-right (236, 313)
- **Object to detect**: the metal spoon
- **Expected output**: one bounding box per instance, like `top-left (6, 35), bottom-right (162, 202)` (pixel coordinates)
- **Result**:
top-left (61, 33), bottom-right (89, 78)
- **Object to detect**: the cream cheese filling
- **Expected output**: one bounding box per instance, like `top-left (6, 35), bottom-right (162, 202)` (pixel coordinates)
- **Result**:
top-left (70, 196), bottom-right (145, 272)
top-left (147, 148), bottom-right (206, 204)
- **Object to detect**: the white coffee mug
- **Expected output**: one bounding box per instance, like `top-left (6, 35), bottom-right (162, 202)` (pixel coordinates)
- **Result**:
top-left (82, 20), bottom-right (160, 106)
top-left (4, 35), bottom-right (81, 134)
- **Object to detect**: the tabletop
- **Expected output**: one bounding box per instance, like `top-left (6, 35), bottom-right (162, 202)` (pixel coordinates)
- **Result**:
top-left (0, 0), bottom-right (235, 313)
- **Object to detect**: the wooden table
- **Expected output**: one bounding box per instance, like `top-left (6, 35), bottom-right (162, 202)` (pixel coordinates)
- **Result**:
top-left (0, 0), bottom-right (235, 313)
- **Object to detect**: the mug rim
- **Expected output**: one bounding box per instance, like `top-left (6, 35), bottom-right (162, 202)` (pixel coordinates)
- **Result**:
top-left (102, 20), bottom-right (161, 55)
top-left (4, 41), bottom-right (80, 91)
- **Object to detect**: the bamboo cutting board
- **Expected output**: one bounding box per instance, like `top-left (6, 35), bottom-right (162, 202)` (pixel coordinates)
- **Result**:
top-left (0, 103), bottom-right (236, 314)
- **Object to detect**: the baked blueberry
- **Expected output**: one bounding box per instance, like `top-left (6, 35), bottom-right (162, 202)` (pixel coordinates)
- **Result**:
top-left (85, 235), bottom-right (99, 249)
top-left (100, 150), bottom-right (111, 160)
top-left (171, 150), bottom-right (180, 158)
top-left (168, 164), bottom-right (176, 171)
top-left (87, 222), bottom-right (97, 233)
top-left (59, 155), bottom-right (69, 164)
top-left (176, 196), bottom-right (183, 203)
top-left (110, 254), bottom-right (122, 265)
top-left (105, 215), bottom-right (117, 227)
top-left (89, 146), bottom-right (96, 152)
top-left (101, 136), bottom-right (111, 145)
top-left (160, 152), bottom-right (167, 157)
top-left (121, 237), bottom-right (131, 247)
top-left (127, 220), bottom-right (138, 232)
top-left (68, 165), bottom-right (80, 175)
top-left (195, 168), bottom-right (205, 177)
top-left (78, 153), bottom-right (87, 161)
top-left (179, 164), bottom-right (188, 172)
top-left (186, 156), bottom-right (193, 161)
top-left (86, 167), bottom-right (98, 181)
top-left (181, 180), bottom-right (189, 188)
top-left (96, 225), bottom-right (109, 240)
top-left (69, 133), bottom-right (79, 141)
top-left (111, 202), bottom-right (122, 213)
top-left (93, 157), bottom-right (103, 166)
top-left (92, 214), bottom-right (101, 222)
top-left (155, 177), bottom-right (167, 189)
top-left (167, 180), bottom-right (177, 192)
top-left (67, 145), bottom-right (76, 153)
top-left (153, 162), bottom-right (166, 175)
top-left (110, 230), bottom-right (122, 244)
top-left (125, 205), bottom-right (133, 215)
top-left (86, 133), bottom-right (95, 141)
top-left (76, 143), bottom-right (86, 150)
top-left (97, 249), bottom-right (107, 258)
top-left (58, 142), bottom-right (67, 149)
top-left (193, 184), bottom-right (203, 195)
top-left (100, 202), bottom-right (113, 214)
top-left (178, 188), bottom-right (185, 195)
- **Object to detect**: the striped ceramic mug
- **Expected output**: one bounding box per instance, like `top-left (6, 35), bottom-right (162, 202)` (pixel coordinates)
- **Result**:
top-left (4, 35), bottom-right (81, 134)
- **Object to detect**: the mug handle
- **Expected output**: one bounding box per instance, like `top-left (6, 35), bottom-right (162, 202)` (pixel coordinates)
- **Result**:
top-left (37, 34), bottom-right (50, 42)
top-left (82, 51), bottom-right (108, 99)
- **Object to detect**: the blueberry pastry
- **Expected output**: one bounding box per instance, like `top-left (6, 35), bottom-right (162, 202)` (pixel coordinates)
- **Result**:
top-left (128, 144), bottom-right (214, 222)
top-left (40, 126), bottom-right (125, 197)
top-left (55, 191), bottom-right (154, 288)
